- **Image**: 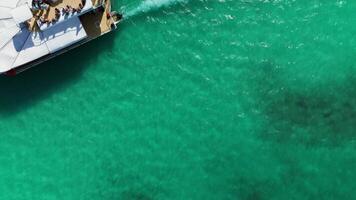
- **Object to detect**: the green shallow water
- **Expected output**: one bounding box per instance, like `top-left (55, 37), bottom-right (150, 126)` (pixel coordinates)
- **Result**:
top-left (1, 0), bottom-right (356, 199)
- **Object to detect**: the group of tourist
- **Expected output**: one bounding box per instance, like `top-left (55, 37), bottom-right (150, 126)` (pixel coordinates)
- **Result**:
top-left (32, 0), bottom-right (49, 10)
top-left (38, 0), bottom-right (86, 26)
top-left (59, 3), bottom-right (84, 16)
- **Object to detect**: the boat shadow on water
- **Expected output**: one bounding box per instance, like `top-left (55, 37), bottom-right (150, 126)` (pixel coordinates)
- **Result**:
top-left (0, 30), bottom-right (119, 117)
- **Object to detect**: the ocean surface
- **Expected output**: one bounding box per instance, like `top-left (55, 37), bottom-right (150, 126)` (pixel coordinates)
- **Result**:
top-left (1, 0), bottom-right (356, 199)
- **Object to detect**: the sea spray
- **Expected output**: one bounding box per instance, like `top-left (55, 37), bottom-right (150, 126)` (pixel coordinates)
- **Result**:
top-left (123, 0), bottom-right (188, 19)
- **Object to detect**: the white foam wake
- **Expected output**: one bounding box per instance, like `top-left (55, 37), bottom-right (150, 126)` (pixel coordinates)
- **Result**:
top-left (124, 0), bottom-right (187, 19)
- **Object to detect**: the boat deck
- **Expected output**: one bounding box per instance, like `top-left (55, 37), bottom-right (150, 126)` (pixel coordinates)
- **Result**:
top-left (37, 0), bottom-right (83, 21)
top-left (27, 0), bottom-right (113, 36)
top-left (28, 0), bottom-right (84, 31)
top-left (80, 0), bottom-right (114, 39)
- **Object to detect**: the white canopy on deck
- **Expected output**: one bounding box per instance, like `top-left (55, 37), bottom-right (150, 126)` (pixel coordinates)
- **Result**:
top-left (10, 4), bottom-right (33, 24)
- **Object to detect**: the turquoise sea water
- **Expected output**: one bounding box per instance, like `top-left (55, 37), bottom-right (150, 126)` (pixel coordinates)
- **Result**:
top-left (1, 0), bottom-right (356, 199)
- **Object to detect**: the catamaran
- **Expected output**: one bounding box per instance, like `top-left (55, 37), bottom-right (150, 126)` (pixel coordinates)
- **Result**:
top-left (0, 0), bottom-right (122, 75)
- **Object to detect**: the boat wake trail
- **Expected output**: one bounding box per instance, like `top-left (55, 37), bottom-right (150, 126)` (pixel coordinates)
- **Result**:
top-left (123, 0), bottom-right (188, 19)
